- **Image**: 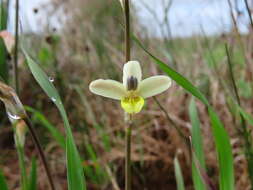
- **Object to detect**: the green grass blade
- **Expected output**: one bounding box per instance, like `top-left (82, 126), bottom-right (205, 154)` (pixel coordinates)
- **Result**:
top-left (0, 169), bottom-right (8, 190)
top-left (174, 157), bottom-right (185, 190)
top-left (25, 106), bottom-right (65, 148)
top-left (208, 107), bottom-right (234, 190)
top-left (237, 106), bottom-right (253, 126)
top-left (134, 36), bottom-right (234, 190)
top-left (28, 158), bottom-right (37, 190)
top-left (23, 51), bottom-right (86, 190)
top-left (189, 99), bottom-right (206, 190)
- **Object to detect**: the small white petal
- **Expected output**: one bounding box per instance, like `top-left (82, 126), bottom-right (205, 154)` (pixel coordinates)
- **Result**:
top-left (89, 79), bottom-right (127, 100)
top-left (138, 76), bottom-right (172, 98)
top-left (123, 61), bottom-right (142, 88)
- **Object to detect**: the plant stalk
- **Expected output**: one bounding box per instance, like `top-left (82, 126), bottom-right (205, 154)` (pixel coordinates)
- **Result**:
top-left (124, 0), bottom-right (130, 62)
top-left (14, 0), bottom-right (19, 94)
top-left (124, 0), bottom-right (132, 189)
top-left (23, 117), bottom-right (56, 190)
top-left (125, 114), bottom-right (132, 190)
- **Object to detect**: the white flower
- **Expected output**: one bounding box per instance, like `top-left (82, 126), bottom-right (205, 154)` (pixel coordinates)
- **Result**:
top-left (89, 61), bottom-right (172, 114)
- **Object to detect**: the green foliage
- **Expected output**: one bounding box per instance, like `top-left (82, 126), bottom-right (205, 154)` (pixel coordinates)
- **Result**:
top-left (23, 51), bottom-right (86, 190)
top-left (38, 47), bottom-right (55, 65)
top-left (204, 43), bottom-right (225, 68)
top-left (134, 36), bottom-right (235, 190)
top-left (189, 99), bottom-right (207, 190)
top-left (237, 105), bottom-right (253, 127)
top-left (28, 158), bottom-right (37, 190)
top-left (93, 124), bottom-right (111, 152)
top-left (237, 79), bottom-right (252, 98)
top-left (174, 157), bottom-right (185, 190)
top-left (0, 169), bottom-right (8, 190)
top-left (84, 143), bottom-right (107, 184)
top-left (25, 106), bottom-right (66, 148)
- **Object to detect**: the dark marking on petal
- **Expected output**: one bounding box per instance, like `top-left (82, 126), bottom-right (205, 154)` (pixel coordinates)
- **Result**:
top-left (127, 76), bottom-right (138, 91)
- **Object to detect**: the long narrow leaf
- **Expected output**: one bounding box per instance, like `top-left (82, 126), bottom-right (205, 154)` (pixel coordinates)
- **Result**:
top-left (28, 158), bottom-right (37, 190)
top-left (134, 36), bottom-right (234, 190)
top-left (208, 107), bottom-right (234, 190)
top-left (174, 157), bottom-right (185, 190)
top-left (189, 99), bottom-right (207, 190)
top-left (23, 51), bottom-right (86, 190)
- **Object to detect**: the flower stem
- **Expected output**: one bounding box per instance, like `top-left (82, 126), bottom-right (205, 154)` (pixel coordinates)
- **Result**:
top-left (124, 0), bottom-right (130, 62)
top-left (14, 0), bottom-right (19, 94)
top-left (23, 117), bottom-right (56, 190)
top-left (125, 114), bottom-right (133, 190)
top-left (124, 0), bottom-right (132, 189)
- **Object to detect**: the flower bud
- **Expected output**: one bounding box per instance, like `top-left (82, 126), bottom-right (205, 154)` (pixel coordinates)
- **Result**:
top-left (14, 120), bottom-right (27, 147)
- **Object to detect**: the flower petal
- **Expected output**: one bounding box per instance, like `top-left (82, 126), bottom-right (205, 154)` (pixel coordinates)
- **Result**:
top-left (121, 96), bottom-right (144, 114)
top-left (123, 61), bottom-right (142, 88)
top-left (138, 76), bottom-right (172, 98)
top-left (89, 79), bottom-right (127, 100)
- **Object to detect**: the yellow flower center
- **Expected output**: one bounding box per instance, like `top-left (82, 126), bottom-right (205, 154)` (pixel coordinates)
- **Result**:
top-left (120, 95), bottom-right (144, 114)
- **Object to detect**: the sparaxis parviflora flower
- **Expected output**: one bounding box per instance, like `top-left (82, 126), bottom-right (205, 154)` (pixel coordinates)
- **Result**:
top-left (89, 60), bottom-right (172, 114)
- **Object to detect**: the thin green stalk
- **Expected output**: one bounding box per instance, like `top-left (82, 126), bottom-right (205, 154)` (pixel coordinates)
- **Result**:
top-left (16, 145), bottom-right (28, 190)
top-left (14, 0), bottom-right (19, 94)
top-left (225, 44), bottom-right (253, 189)
top-left (124, 0), bottom-right (130, 62)
top-left (125, 114), bottom-right (132, 190)
top-left (23, 117), bottom-right (56, 190)
top-left (124, 0), bottom-right (132, 190)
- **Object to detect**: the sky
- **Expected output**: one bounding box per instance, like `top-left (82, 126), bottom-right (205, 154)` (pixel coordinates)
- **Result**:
top-left (6, 0), bottom-right (253, 38)
top-left (134, 0), bottom-right (251, 37)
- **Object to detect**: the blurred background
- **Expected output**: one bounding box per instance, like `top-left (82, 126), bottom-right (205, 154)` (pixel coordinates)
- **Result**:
top-left (1, 0), bottom-right (253, 189)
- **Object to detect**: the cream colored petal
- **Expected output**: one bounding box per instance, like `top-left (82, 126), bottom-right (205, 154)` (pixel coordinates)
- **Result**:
top-left (89, 79), bottom-right (127, 100)
top-left (138, 76), bottom-right (172, 98)
top-left (123, 61), bottom-right (142, 87)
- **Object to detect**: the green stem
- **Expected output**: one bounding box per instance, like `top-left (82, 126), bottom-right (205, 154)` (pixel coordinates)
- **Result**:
top-left (124, 0), bottom-right (132, 189)
top-left (125, 114), bottom-right (132, 190)
top-left (124, 0), bottom-right (130, 62)
top-left (14, 0), bottom-right (19, 94)
top-left (23, 117), bottom-right (56, 190)
top-left (16, 145), bottom-right (28, 190)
